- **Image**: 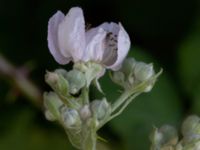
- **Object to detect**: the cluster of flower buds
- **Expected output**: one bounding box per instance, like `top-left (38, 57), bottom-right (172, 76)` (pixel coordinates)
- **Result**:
top-left (44, 67), bottom-right (111, 149)
top-left (44, 6), bottom-right (161, 150)
top-left (110, 57), bottom-right (162, 93)
top-left (150, 115), bottom-right (200, 150)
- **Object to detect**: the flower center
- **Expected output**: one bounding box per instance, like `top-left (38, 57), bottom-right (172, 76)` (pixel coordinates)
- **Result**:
top-left (102, 32), bottom-right (118, 65)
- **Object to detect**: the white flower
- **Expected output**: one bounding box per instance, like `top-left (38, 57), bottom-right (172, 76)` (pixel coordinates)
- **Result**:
top-left (48, 7), bottom-right (130, 70)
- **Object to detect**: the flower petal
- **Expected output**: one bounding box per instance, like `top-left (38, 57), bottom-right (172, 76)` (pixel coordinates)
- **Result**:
top-left (108, 23), bottom-right (130, 70)
top-left (84, 27), bottom-right (107, 62)
top-left (99, 22), bottom-right (119, 35)
top-left (58, 7), bottom-right (85, 62)
top-left (47, 11), bottom-right (70, 64)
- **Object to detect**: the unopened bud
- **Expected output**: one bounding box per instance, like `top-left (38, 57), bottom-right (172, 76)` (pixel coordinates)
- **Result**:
top-left (45, 71), bottom-right (69, 96)
top-left (150, 125), bottom-right (178, 150)
top-left (43, 92), bottom-right (63, 121)
top-left (90, 98), bottom-right (111, 121)
top-left (121, 57), bottom-right (137, 75)
top-left (79, 105), bottom-right (92, 121)
top-left (134, 62), bottom-right (154, 82)
top-left (60, 107), bottom-right (81, 128)
top-left (45, 71), bottom-right (59, 85)
top-left (55, 68), bottom-right (68, 78)
top-left (66, 69), bottom-right (86, 94)
top-left (111, 71), bottom-right (125, 86)
top-left (182, 115), bottom-right (200, 143)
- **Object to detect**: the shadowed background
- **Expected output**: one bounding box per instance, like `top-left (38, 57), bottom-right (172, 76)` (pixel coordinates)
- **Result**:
top-left (0, 0), bottom-right (200, 149)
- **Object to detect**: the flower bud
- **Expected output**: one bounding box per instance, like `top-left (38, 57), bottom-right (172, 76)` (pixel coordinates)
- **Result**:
top-left (66, 69), bottom-right (86, 94)
top-left (111, 71), bottom-right (125, 86)
top-left (55, 68), bottom-right (68, 78)
top-left (110, 58), bottom-right (159, 93)
top-left (60, 107), bottom-right (82, 129)
top-left (90, 98), bottom-right (111, 121)
top-left (182, 115), bottom-right (200, 143)
top-left (79, 105), bottom-right (92, 121)
top-left (43, 92), bottom-right (63, 121)
top-left (45, 71), bottom-right (69, 96)
top-left (150, 125), bottom-right (178, 150)
top-left (134, 62), bottom-right (154, 82)
top-left (121, 57), bottom-right (137, 76)
top-left (45, 110), bottom-right (56, 121)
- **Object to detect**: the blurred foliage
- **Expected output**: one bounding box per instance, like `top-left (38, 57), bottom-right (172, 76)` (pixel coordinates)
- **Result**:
top-left (0, 0), bottom-right (200, 150)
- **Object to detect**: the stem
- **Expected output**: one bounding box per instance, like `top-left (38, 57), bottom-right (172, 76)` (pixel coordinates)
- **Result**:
top-left (111, 90), bottom-right (132, 113)
top-left (82, 87), bottom-right (89, 104)
top-left (109, 92), bottom-right (140, 120)
top-left (82, 120), bottom-right (97, 150)
top-left (97, 93), bottom-right (140, 130)
top-left (0, 54), bottom-right (42, 108)
top-left (82, 139), bottom-right (96, 150)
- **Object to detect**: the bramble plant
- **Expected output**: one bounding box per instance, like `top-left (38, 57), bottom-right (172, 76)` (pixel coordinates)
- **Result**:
top-left (44, 7), bottom-right (162, 150)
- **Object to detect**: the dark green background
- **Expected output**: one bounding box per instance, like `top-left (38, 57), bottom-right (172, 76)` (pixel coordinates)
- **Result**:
top-left (0, 0), bottom-right (200, 149)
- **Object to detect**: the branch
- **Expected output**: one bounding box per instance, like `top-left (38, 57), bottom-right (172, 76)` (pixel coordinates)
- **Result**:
top-left (0, 53), bottom-right (43, 109)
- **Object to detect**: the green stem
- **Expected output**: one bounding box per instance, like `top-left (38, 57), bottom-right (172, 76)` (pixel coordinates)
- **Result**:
top-left (109, 92), bottom-right (140, 120)
top-left (82, 120), bottom-right (97, 150)
top-left (82, 87), bottom-right (89, 104)
top-left (82, 138), bottom-right (96, 150)
top-left (111, 90), bottom-right (132, 113)
top-left (97, 93), bottom-right (140, 130)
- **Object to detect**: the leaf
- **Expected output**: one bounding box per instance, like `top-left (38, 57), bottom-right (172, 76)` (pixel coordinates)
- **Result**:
top-left (177, 17), bottom-right (200, 96)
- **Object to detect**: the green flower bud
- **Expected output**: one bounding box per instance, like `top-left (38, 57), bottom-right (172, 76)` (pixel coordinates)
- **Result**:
top-left (90, 98), bottom-right (111, 121)
top-left (110, 58), bottom-right (136, 89)
top-left (45, 71), bottom-right (69, 96)
top-left (182, 115), bottom-right (200, 143)
top-left (121, 57), bottom-right (137, 76)
top-left (66, 69), bottom-right (86, 94)
top-left (43, 92), bottom-right (63, 121)
top-left (150, 125), bottom-right (178, 150)
top-left (55, 68), bottom-right (68, 78)
top-left (110, 58), bottom-right (160, 93)
top-left (134, 62), bottom-right (154, 82)
top-left (159, 125), bottom-right (178, 146)
top-left (60, 107), bottom-right (82, 129)
top-left (79, 105), bottom-right (92, 121)
top-left (111, 71), bottom-right (125, 86)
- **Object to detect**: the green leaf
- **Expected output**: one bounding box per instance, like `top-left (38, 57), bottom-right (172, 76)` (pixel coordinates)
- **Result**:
top-left (177, 17), bottom-right (200, 96)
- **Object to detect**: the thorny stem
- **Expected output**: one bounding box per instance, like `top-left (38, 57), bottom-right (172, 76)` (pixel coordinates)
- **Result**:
top-left (0, 54), bottom-right (42, 108)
